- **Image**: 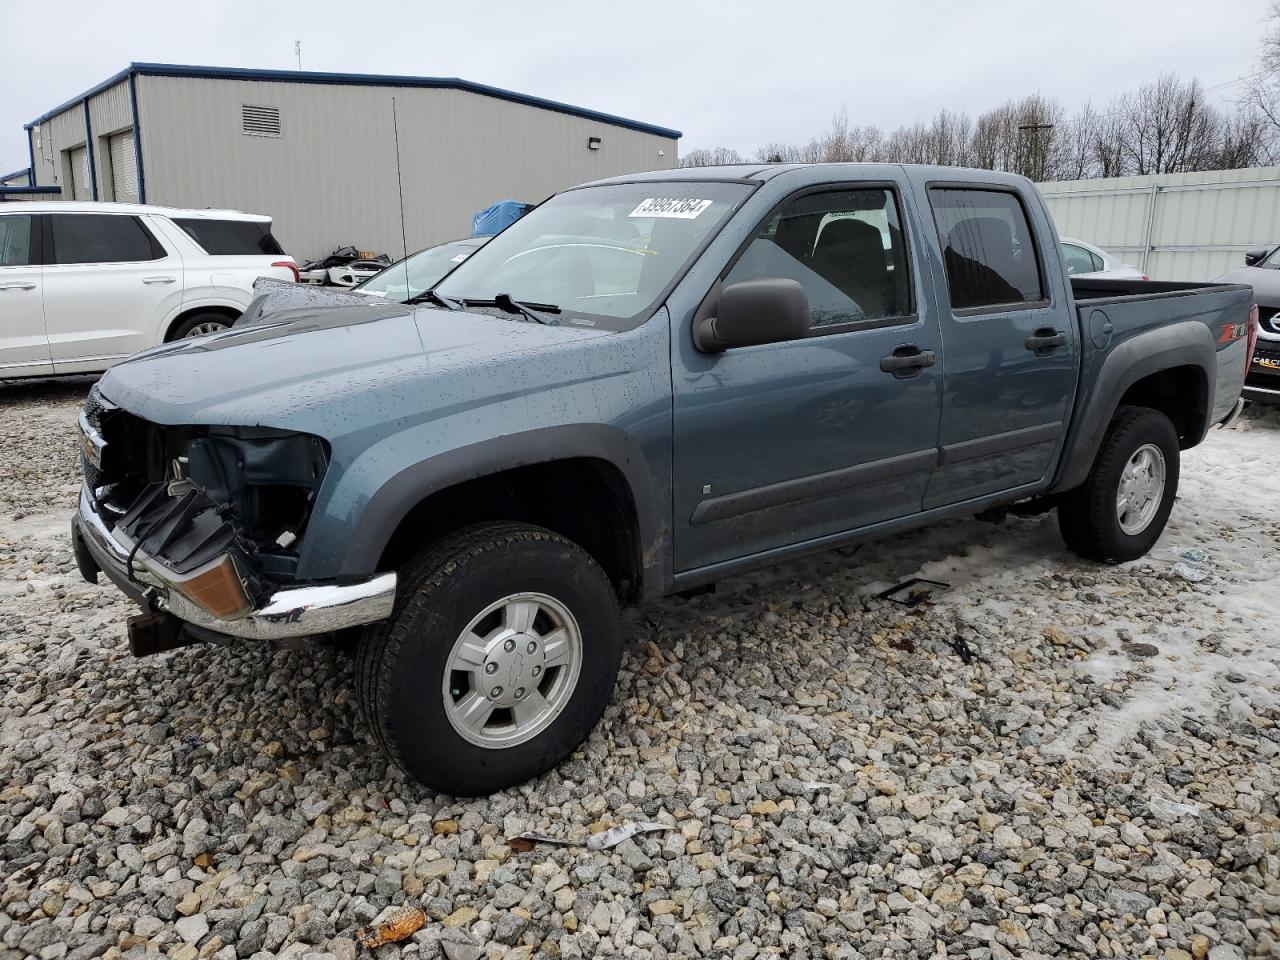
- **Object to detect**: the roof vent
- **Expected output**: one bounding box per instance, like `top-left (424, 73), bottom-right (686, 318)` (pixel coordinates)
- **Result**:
top-left (242, 104), bottom-right (281, 138)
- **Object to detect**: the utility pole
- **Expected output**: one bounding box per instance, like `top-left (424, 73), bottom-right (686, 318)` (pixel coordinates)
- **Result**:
top-left (295, 40), bottom-right (302, 71)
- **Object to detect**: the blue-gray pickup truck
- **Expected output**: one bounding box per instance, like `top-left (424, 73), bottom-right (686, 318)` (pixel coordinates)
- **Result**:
top-left (71, 164), bottom-right (1258, 794)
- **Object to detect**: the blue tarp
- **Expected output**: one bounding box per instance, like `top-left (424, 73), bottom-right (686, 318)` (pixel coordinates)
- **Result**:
top-left (472, 199), bottom-right (532, 237)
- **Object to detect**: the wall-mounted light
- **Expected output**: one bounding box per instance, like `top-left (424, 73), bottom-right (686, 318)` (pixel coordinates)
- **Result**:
top-left (588, 136), bottom-right (602, 151)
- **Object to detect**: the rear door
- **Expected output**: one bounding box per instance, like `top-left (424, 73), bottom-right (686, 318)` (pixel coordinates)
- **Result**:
top-left (69, 147), bottom-right (90, 200)
top-left (671, 181), bottom-right (943, 572)
top-left (41, 212), bottom-right (183, 372)
top-left (0, 212), bottom-right (52, 377)
top-left (108, 131), bottom-right (138, 202)
top-left (915, 180), bottom-right (1078, 508)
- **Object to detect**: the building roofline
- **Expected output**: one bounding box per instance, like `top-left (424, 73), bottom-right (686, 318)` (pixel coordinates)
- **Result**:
top-left (0, 168), bottom-right (31, 181)
top-left (25, 62), bottom-right (683, 140)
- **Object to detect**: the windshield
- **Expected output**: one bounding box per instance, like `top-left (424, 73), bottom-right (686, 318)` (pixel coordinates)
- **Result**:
top-left (1262, 246), bottom-right (1280, 268)
top-left (435, 181), bottom-right (751, 327)
top-left (357, 240), bottom-right (484, 301)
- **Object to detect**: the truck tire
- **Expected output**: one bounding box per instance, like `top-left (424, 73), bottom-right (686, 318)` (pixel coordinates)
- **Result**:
top-left (169, 312), bottom-right (234, 340)
top-left (1058, 406), bottom-right (1180, 562)
top-left (356, 522), bottom-right (622, 795)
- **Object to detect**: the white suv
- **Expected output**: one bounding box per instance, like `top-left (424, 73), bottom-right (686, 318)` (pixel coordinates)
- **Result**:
top-left (0, 202), bottom-right (298, 379)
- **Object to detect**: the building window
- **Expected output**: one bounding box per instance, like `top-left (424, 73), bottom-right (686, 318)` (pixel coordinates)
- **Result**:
top-left (242, 105), bottom-right (281, 138)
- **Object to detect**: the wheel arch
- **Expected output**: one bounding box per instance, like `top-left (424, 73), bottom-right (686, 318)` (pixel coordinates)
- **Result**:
top-left (1051, 320), bottom-right (1214, 494)
top-left (162, 302), bottom-right (243, 341)
top-left (338, 425), bottom-right (669, 602)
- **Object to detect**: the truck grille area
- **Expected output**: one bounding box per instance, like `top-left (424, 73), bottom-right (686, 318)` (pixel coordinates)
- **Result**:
top-left (78, 387), bottom-right (330, 585)
top-left (1259, 306), bottom-right (1280, 336)
top-left (80, 385), bottom-right (167, 521)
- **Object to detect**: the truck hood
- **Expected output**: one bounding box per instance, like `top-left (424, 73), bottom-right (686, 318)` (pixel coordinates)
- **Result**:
top-left (1215, 265), bottom-right (1280, 304)
top-left (98, 301), bottom-right (610, 430)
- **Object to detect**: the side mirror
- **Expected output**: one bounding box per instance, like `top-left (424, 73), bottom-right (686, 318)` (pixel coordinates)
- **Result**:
top-left (693, 278), bottom-right (810, 353)
top-left (1245, 248), bottom-right (1270, 267)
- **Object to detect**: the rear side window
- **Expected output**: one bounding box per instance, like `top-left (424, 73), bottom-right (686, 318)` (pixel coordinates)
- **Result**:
top-left (50, 214), bottom-right (165, 264)
top-left (173, 218), bottom-right (284, 256)
top-left (724, 187), bottom-right (912, 330)
top-left (930, 188), bottom-right (1044, 310)
top-left (1062, 243), bottom-right (1102, 276)
top-left (0, 215), bottom-right (32, 266)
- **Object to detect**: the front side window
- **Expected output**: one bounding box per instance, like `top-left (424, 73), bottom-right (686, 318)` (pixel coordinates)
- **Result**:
top-left (930, 188), bottom-right (1044, 310)
top-left (50, 214), bottom-right (164, 265)
top-left (436, 181), bottom-right (749, 327)
top-left (0, 215), bottom-right (32, 267)
top-left (724, 188), bottom-right (911, 329)
top-left (173, 218), bottom-right (284, 256)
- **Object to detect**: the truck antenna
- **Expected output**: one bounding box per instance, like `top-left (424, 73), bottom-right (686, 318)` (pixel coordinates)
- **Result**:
top-left (391, 96), bottom-right (411, 296)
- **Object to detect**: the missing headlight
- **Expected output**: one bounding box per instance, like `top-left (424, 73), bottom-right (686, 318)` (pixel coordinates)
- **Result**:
top-left (182, 428), bottom-right (329, 560)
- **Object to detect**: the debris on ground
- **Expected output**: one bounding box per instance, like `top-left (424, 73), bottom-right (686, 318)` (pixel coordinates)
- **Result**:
top-left (876, 577), bottom-right (950, 606)
top-left (356, 904), bottom-right (426, 948)
top-left (509, 821), bottom-right (670, 853)
top-left (1170, 545), bottom-right (1216, 581)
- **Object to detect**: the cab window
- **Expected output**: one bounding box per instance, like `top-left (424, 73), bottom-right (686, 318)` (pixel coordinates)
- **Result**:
top-left (724, 188), bottom-right (912, 330)
top-left (929, 188), bottom-right (1044, 310)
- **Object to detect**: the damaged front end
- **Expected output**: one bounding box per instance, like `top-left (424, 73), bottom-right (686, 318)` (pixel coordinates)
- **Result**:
top-left (72, 386), bottom-right (395, 652)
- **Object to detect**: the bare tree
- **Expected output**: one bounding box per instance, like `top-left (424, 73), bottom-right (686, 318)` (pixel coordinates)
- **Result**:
top-left (1111, 75), bottom-right (1223, 174)
top-left (679, 146), bottom-right (745, 167)
top-left (744, 71), bottom-right (1272, 181)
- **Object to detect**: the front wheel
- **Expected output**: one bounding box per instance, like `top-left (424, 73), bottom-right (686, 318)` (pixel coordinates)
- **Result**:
top-left (356, 522), bottom-right (622, 795)
top-left (1058, 405), bottom-right (1180, 562)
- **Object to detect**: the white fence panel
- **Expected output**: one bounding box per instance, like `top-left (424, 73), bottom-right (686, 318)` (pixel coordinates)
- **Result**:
top-left (1039, 166), bottom-right (1280, 281)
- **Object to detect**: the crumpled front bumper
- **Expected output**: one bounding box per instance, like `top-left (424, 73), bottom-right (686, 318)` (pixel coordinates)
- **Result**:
top-left (72, 485), bottom-right (396, 640)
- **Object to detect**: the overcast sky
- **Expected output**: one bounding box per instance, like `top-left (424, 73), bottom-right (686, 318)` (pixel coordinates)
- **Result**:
top-left (1, 0), bottom-right (1272, 174)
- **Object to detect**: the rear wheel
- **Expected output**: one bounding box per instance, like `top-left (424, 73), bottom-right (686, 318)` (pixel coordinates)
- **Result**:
top-left (356, 522), bottom-right (621, 795)
top-left (169, 312), bottom-right (234, 340)
top-left (1058, 405), bottom-right (1180, 562)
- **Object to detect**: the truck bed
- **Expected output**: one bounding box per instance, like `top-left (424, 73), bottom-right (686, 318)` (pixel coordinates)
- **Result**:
top-left (1070, 277), bottom-right (1249, 303)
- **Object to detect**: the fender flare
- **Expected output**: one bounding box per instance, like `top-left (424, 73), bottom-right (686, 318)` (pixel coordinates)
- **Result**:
top-left (337, 423), bottom-right (669, 596)
top-left (1050, 320), bottom-right (1215, 493)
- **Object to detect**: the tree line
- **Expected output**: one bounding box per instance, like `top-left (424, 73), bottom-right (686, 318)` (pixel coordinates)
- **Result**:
top-left (682, 70), bottom-right (1280, 181)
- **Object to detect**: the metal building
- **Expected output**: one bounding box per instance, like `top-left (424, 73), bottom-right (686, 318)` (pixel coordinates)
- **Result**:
top-left (16, 63), bottom-right (681, 258)
top-left (1040, 166), bottom-right (1280, 281)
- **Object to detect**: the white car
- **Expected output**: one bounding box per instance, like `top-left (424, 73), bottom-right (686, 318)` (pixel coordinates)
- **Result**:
top-left (0, 202), bottom-right (297, 379)
top-left (1060, 237), bottom-right (1146, 280)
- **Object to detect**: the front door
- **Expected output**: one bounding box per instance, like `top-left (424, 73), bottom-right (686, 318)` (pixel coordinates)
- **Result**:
top-left (918, 184), bottom-right (1078, 509)
top-left (41, 212), bottom-right (182, 372)
top-left (0, 213), bottom-right (52, 378)
top-left (671, 185), bottom-right (943, 572)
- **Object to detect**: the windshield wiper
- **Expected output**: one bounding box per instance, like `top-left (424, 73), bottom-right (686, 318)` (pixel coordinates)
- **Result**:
top-left (406, 289), bottom-right (463, 310)
top-left (466, 293), bottom-right (561, 325)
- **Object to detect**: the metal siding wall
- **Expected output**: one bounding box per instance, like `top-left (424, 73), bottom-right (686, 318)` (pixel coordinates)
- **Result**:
top-left (136, 75), bottom-right (677, 259)
top-left (86, 81), bottom-right (134, 200)
top-left (33, 109), bottom-right (87, 194)
top-left (1040, 166), bottom-right (1280, 281)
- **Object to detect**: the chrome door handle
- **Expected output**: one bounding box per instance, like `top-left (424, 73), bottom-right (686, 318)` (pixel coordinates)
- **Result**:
top-left (0, 281), bottom-right (36, 291)
top-left (142, 276), bottom-right (177, 285)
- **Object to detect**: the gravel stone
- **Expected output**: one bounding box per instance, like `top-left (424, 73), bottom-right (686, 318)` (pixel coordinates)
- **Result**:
top-left (2, 382), bottom-right (1279, 959)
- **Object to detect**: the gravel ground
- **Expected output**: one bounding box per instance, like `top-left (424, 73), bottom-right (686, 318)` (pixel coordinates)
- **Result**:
top-left (1, 377), bottom-right (1278, 960)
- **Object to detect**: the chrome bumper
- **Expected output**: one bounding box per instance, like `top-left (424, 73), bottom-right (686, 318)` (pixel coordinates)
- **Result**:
top-left (73, 485), bottom-right (396, 640)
